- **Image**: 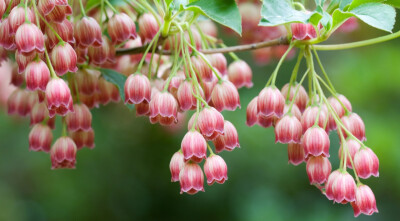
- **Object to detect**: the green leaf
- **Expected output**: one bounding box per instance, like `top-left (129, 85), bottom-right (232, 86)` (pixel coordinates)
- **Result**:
top-left (85, 0), bottom-right (100, 11)
top-left (332, 3), bottom-right (396, 33)
top-left (100, 68), bottom-right (134, 110)
top-left (314, 0), bottom-right (326, 7)
top-left (320, 11), bottom-right (333, 30)
top-left (385, 0), bottom-right (400, 8)
top-left (339, 0), bottom-right (353, 9)
top-left (184, 0), bottom-right (242, 35)
top-left (348, 0), bottom-right (385, 10)
top-left (259, 0), bottom-right (313, 26)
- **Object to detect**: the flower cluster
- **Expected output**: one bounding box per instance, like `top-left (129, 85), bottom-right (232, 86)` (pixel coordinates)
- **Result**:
top-left (245, 23), bottom-right (378, 217)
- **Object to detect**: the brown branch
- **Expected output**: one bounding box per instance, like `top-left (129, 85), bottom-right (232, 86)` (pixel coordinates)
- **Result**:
top-left (116, 36), bottom-right (290, 56)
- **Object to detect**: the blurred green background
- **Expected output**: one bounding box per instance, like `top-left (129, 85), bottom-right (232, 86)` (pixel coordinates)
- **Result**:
top-left (1, 21), bottom-right (400, 221)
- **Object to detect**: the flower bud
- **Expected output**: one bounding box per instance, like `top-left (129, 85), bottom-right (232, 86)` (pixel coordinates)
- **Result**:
top-left (43, 3), bottom-right (72, 23)
top-left (38, 0), bottom-right (68, 15)
top-left (202, 74), bottom-right (218, 103)
top-left (338, 138), bottom-right (361, 169)
top-left (8, 6), bottom-right (35, 34)
top-left (302, 126), bottom-right (330, 157)
top-left (108, 13), bottom-right (137, 44)
top-left (287, 143), bottom-right (305, 166)
top-left (7, 89), bottom-right (30, 116)
top-left (306, 156), bottom-right (332, 184)
top-left (341, 113), bottom-right (366, 141)
top-left (281, 83), bottom-right (309, 112)
top-left (15, 50), bottom-right (42, 73)
top-left (351, 184), bottom-right (378, 217)
top-left (327, 94), bottom-right (352, 130)
top-left (45, 78), bottom-right (74, 117)
top-left (170, 151), bottom-right (185, 182)
top-left (211, 81), bottom-right (241, 112)
top-left (88, 36), bottom-right (116, 65)
top-left (326, 170), bottom-right (356, 203)
top-left (228, 60), bottom-right (253, 88)
top-left (354, 147), bottom-right (379, 179)
top-left (208, 53), bottom-right (227, 76)
top-left (124, 74), bottom-right (151, 104)
top-left (66, 104), bottom-right (92, 132)
top-left (177, 80), bottom-right (204, 111)
top-left (301, 106), bottom-right (327, 131)
top-left (70, 129), bottom-right (95, 149)
top-left (213, 121), bottom-right (239, 153)
top-left (291, 23), bottom-right (317, 40)
top-left (15, 23), bottom-right (45, 55)
top-left (25, 60), bottom-right (50, 91)
top-left (29, 124), bottom-right (53, 152)
top-left (75, 70), bottom-right (99, 96)
top-left (257, 86), bottom-right (285, 118)
top-left (0, 0), bottom-right (5, 18)
top-left (46, 19), bottom-right (75, 49)
top-left (179, 162), bottom-right (204, 195)
top-left (0, 18), bottom-right (16, 50)
top-left (50, 136), bottom-right (77, 169)
top-left (30, 102), bottom-right (49, 125)
top-left (191, 55), bottom-right (213, 82)
top-left (75, 17), bottom-right (102, 48)
top-left (138, 13), bottom-right (159, 43)
top-left (181, 130), bottom-right (207, 163)
top-left (97, 77), bottom-right (120, 105)
top-left (246, 96), bottom-right (258, 127)
top-left (204, 155), bottom-right (228, 185)
top-left (50, 43), bottom-right (78, 76)
top-left (149, 91), bottom-right (178, 126)
top-left (195, 107), bottom-right (224, 140)
top-left (275, 114), bottom-right (302, 144)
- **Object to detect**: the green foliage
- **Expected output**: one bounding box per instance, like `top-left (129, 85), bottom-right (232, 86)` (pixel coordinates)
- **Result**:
top-left (100, 68), bottom-right (134, 110)
top-left (183, 0), bottom-right (242, 35)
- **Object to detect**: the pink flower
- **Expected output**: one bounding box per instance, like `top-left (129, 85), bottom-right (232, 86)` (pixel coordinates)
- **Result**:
top-left (257, 86), bottom-right (285, 118)
top-left (192, 107), bottom-right (224, 140)
top-left (88, 36), bottom-right (116, 65)
top-left (38, 0), bottom-right (69, 16)
top-left (326, 170), bottom-right (356, 203)
top-left (275, 114), bottom-right (302, 144)
top-left (66, 104), bottom-right (92, 132)
top-left (306, 156), bottom-right (332, 184)
top-left (30, 102), bottom-right (51, 126)
top-left (179, 162), bottom-right (204, 195)
top-left (69, 129), bottom-right (95, 150)
top-left (327, 94), bottom-right (352, 131)
top-left (354, 147), bottom-right (379, 179)
top-left (8, 6), bottom-right (35, 34)
top-left (7, 89), bottom-right (31, 117)
top-left (15, 50), bottom-right (42, 73)
top-left (191, 55), bottom-right (213, 82)
top-left (338, 138), bottom-right (361, 169)
top-left (208, 53), bottom-right (227, 75)
top-left (124, 74), bottom-right (152, 104)
top-left (228, 60), bottom-right (253, 88)
top-left (301, 106), bottom-right (327, 131)
top-left (302, 126), bottom-right (330, 158)
top-left (201, 74), bottom-right (218, 103)
top-left (138, 13), bottom-right (159, 43)
top-left (50, 43), bottom-right (78, 76)
top-left (149, 91), bottom-right (178, 126)
top-left (291, 23), bottom-right (317, 40)
top-left (15, 23), bottom-right (45, 55)
top-left (45, 19), bottom-right (75, 49)
top-left (169, 151), bottom-right (185, 182)
top-left (0, 19), bottom-right (16, 50)
top-left (45, 78), bottom-right (74, 117)
top-left (351, 184), bottom-right (378, 217)
top-left (177, 80), bottom-right (204, 111)
top-left (50, 136), bottom-right (77, 169)
top-left (287, 143), bottom-right (305, 166)
top-left (44, 4), bottom-right (72, 23)
top-left (204, 155), bottom-right (228, 185)
top-left (281, 83), bottom-right (309, 112)
top-left (29, 124), bottom-right (53, 152)
top-left (213, 121), bottom-right (240, 153)
top-left (341, 112), bottom-right (366, 141)
top-left (211, 80), bottom-right (241, 111)
top-left (25, 60), bottom-right (50, 91)
top-left (74, 17), bottom-right (102, 48)
top-left (108, 13), bottom-right (137, 44)
top-left (181, 130), bottom-right (207, 163)
top-left (74, 70), bottom-right (99, 96)
top-left (97, 77), bottom-right (120, 105)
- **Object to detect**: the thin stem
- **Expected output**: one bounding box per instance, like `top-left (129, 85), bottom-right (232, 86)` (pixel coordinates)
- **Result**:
top-left (105, 0), bottom-right (119, 14)
top-left (45, 50), bottom-right (58, 78)
top-left (36, 10), bottom-right (65, 43)
top-left (137, 28), bottom-right (162, 71)
top-left (288, 68), bottom-right (309, 113)
top-left (147, 31), bottom-right (160, 78)
top-left (3, 0), bottom-right (13, 19)
top-left (24, 0), bottom-right (30, 23)
top-left (139, 0), bottom-right (161, 25)
top-left (100, 0), bottom-right (104, 30)
top-left (220, 43), bottom-right (240, 61)
top-left (269, 44), bottom-right (294, 86)
top-left (286, 50), bottom-right (304, 102)
top-left (313, 30), bottom-right (400, 50)
top-left (312, 48), bottom-right (336, 93)
top-left (79, 0), bottom-right (87, 17)
top-left (315, 74), bottom-right (350, 114)
top-left (123, 0), bottom-right (144, 14)
top-left (207, 143), bottom-right (214, 156)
